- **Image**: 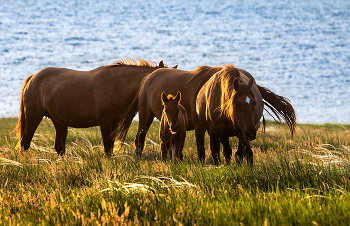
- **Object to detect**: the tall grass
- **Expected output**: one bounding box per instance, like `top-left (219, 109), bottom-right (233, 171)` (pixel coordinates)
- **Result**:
top-left (0, 117), bottom-right (349, 225)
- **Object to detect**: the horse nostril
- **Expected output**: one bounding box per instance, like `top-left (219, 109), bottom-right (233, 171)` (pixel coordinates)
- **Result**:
top-left (170, 125), bottom-right (177, 132)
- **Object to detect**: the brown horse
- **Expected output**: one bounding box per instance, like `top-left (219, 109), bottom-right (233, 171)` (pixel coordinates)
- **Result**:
top-left (113, 64), bottom-right (296, 164)
top-left (160, 91), bottom-right (188, 161)
top-left (195, 64), bottom-right (277, 164)
top-left (113, 66), bottom-right (222, 156)
top-left (15, 59), bottom-right (176, 156)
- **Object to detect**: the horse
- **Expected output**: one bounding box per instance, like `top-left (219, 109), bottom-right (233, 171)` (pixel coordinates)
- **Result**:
top-left (113, 64), bottom-right (296, 165)
top-left (159, 91), bottom-right (188, 162)
top-left (15, 59), bottom-right (177, 156)
top-left (195, 64), bottom-right (279, 165)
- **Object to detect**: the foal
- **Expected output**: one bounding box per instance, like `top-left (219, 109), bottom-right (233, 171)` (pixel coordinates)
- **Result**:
top-left (160, 91), bottom-right (188, 161)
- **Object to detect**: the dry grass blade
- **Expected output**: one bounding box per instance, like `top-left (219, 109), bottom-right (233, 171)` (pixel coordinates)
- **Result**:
top-left (34, 158), bottom-right (53, 165)
top-left (122, 183), bottom-right (156, 193)
top-left (290, 144), bottom-right (349, 166)
top-left (30, 142), bottom-right (56, 154)
top-left (302, 195), bottom-right (329, 200)
top-left (0, 157), bottom-right (22, 166)
top-left (111, 155), bottom-right (135, 161)
top-left (100, 176), bottom-right (196, 195)
top-left (136, 175), bottom-right (196, 188)
top-left (146, 138), bottom-right (159, 147)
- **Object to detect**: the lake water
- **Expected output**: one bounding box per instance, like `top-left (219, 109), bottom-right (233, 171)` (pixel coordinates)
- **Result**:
top-left (1, 0), bottom-right (349, 123)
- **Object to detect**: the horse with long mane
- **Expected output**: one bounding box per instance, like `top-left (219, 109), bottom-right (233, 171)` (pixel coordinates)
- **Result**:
top-left (15, 59), bottom-right (176, 156)
top-left (196, 64), bottom-right (295, 164)
top-left (160, 91), bottom-right (188, 161)
top-left (113, 64), bottom-right (296, 164)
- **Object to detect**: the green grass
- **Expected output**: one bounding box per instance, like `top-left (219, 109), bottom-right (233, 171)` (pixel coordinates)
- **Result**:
top-left (0, 117), bottom-right (350, 225)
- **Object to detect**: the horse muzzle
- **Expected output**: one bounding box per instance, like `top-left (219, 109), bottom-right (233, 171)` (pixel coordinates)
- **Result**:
top-left (245, 131), bottom-right (256, 140)
top-left (170, 124), bottom-right (178, 134)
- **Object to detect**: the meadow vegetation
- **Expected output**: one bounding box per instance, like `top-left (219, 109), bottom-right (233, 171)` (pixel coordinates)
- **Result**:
top-left (0, 117), bottom-right (350, 225)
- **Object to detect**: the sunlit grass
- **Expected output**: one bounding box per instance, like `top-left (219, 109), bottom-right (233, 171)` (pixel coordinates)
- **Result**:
top-left (0, 117), bottom-right (350, 225)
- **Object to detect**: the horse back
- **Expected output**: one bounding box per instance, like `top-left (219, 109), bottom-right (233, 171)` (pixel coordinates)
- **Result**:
top-left (139, 68), bottom-right (209, 127)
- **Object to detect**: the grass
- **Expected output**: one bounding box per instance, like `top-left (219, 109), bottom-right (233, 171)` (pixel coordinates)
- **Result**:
top-left (0, 117), bottom-right (350, 225)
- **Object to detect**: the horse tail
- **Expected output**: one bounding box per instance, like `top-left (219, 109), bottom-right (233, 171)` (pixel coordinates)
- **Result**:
top-left (262, 115), bottom-right (266, 134)
top-left (14, 75), bottom-right (33, 148)
top-left (257, 85), bottom-right (297, 138)
top-left (111, 83), bottom-right (141, 146)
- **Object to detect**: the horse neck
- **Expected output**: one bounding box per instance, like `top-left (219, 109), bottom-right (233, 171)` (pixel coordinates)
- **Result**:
top-left (189, 66), bottom-right (222, 105)
top-left (177, 104), bottom-right (188, 132)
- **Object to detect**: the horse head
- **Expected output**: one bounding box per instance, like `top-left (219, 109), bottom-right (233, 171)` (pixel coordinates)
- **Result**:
top-left (161, 91), bottom-right (181, 134)
top-left (158, 60), bottom-right (178, 69)
top-left (232, 78), bottom-right (257, 141)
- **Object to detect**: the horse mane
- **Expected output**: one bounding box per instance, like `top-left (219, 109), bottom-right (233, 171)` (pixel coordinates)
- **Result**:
top-left (203, 63), bottom-right (247, 123)
top-left (189, 65), bottom-right (223, 105)
top-left (107, 58), bottom-right (163, 68)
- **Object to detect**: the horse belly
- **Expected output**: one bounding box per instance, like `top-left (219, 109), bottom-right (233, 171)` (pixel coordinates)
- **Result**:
top-left (43, 91), bottom-right (99, 128)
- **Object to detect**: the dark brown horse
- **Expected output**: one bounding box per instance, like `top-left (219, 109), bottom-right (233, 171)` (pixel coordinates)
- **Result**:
top-left (15, 59), bottom-right (175, 156)
top-left (113, 64), bottom-right (296, 164)
top-left (160, 91), bottom-right (188, 161)
top-left (195, 64), bottom-right (281, 164)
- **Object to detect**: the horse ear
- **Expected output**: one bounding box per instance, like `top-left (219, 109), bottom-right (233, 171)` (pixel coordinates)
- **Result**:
top-left (173, 64), bottom-right (178, 69)
top-left (234, 79), bottom-right (240, 91)
top-left (175, 91), bottom-right (181, 103)
top-left (247, 78), bottom-right (254, 89)
top-left (161, 92), bottom-right (168, 104)
top-left (159, 60), bottom-right (164, 68)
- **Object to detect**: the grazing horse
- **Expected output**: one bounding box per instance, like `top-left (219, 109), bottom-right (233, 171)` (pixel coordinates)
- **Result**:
top-left (15, 59), bottom-right (176, 156)
top-left (113, 64), bottom-right (296, 165)
top-left (160, 91), bottom-right (188, 161)
top-left (196, 64), bottom-right (264, 164)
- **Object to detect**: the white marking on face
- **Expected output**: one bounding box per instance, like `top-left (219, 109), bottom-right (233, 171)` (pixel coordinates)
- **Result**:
top-left (246, 96), bottom-right (251, 104)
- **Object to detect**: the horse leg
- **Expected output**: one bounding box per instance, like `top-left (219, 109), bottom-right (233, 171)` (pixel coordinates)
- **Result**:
top-left (209, 130), bottom-right (221, 165)
top-left (171, 134), bottom-right (182, 162)
top-left (22, 114), bottom-right (43, 151)
top-left (160, 132), bottom-right (171, 161)
top-left (178, 133), bottom-right (186, 161)
top-left (195, 127), bottom-right (206, 164)
top-left (235, 140), bottom-right (253, 166)
top-left (100, 121), bottom-right (116, 157)
top-left (220, 136), bottom-right (232, 163)
top-left (160, 121), bottom-right (171, 160)
top-left (235, 140), bottom-right (245, 165)
top-left (161, 141), bottom-right (170, 160)
top-left (135, 112), bottom-right (155, 157)
top-left (245, 142), bottom-right (254, 166)
top-left (52, 120), bottom-right (68, 156)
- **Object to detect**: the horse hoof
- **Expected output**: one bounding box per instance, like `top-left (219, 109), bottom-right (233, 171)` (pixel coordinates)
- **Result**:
top-left (135, 148), bottom-right (142, 157)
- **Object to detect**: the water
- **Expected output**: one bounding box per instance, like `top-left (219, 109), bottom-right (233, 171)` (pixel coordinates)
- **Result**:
top-left (1, 0), bottom-right (349, 123)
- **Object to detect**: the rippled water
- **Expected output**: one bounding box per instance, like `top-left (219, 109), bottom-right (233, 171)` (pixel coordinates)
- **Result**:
top-left (1, 0), bottom-right (349, 123)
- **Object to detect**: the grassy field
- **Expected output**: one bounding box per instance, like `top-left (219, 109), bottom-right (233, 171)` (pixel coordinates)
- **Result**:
top-left (0, 117), bottom-right (350, 225)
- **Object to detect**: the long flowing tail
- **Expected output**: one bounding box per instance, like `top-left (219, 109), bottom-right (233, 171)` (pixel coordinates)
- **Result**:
top-left (14, 75), bottom-right (33, 149)
top-left (111, 86), bottom-right (140, 147)
top-left (257, 85), bottom-right (297, 138)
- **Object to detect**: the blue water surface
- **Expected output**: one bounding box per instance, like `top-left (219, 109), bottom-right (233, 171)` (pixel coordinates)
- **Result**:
top-left (0, 0), bottom-right (349, 123)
